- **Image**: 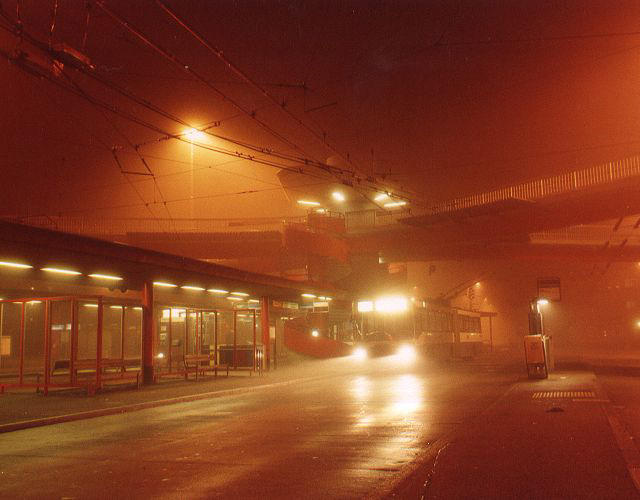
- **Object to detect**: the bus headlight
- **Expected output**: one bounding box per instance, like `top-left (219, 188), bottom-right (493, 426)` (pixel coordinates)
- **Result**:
top-left (396, 344), bottom-right (417, 363)
top-left (353, 347), bottom-right (368, 361)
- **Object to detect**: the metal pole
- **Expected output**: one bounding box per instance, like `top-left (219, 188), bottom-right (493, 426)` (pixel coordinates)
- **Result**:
top-left (0, 302), bottom-right (3, 370)
top-left (252, 310), bottom-right (256, 372)
top-left (168, 308), bottom-right (173, 373)
top-left (260, 297), bottom-right (270, 370)
top-left (96, 297), bottom-right (103, 390)
top-left (19, 302), bottom-right (25, 386)
top-left (44, 300), bottom-right (51, 396)
top-left (121, 305), bottom-right (126, 362)
top-left (214, 311), bottom-right (218, 365)
top-left (71, 299), bottom-right (78, 386)
top-left (142, 281), bottom-right (155, 384)
top-left (233, 311), bottom-right (237, 369)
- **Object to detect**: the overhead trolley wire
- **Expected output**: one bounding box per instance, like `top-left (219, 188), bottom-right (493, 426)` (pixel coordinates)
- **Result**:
top-left (94, 0), bottom-right (414, 203)
top-left (153, 0), bottom-right (416, 208)
top-left (0, 6), bottom-right (417, 210)
top-left (154, 0), bottom-right (361, 174)
top-left (93, 1), bottom-right (321, 162)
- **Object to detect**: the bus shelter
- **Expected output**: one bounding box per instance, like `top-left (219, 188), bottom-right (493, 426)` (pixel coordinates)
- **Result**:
top-left (154, 306), bottom-right (263, 376)
top-left (0, 295), bottom-right (142, 395)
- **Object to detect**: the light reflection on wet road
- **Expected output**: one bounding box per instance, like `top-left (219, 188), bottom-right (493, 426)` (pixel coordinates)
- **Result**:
top-left (0, 357), bottom-right (516, 499)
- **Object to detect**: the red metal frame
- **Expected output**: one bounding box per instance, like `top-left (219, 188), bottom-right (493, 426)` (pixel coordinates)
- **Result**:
top-left (252, 310), bottom-right (257, 372)
top-left (233, 311), bottom-right (237, 369)
top-left (0, 295), bottom-right (141, 396)
top-left (18, 302), bottom-right (25, 385)
top-left (43, 300), bottom-right (51, 396)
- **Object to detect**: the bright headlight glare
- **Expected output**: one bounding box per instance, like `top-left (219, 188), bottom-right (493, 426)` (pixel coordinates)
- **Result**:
top-left (396, 344), bottom-right (417, 362)
top-left (353, 347), bottom-right (368, 361)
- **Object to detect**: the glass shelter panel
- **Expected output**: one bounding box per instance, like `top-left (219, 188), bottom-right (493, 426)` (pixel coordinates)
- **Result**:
top-left (23, 301), bottom-right (44, 382)
top-left (217, 310), bottom-right (235, 366)
top-left (170, 309), bottom-right (186, 371)
top-left (123, 307), bottom-right (142, 359)
top-left (186, 310), bottom-right (198, 355)
top-left (78, 302), bottom-right (98, 360)
top-left (50, 300), bottom-right (72, 366)
top-left (103, 306), bottom-right (123, 359)
top-left (235, 311), bottom-right (254, 346)
top-left (201, 311), bottom-right (216, 355)
top-left (0, 302), bottom-right (22, 379)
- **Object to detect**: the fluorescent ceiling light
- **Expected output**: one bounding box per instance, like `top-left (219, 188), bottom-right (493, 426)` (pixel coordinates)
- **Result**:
top-left (41, 267), bottom-right (81, 275)
top-left (226, 296), bottom-right (243, 301)
top-left (231, 292), bottom-right (249, 297)
top-left (297, 200), bottom-right (321, 206)
top-left (248, 299), bottom-right (260, 303)
top-left (301, 293), bottom-right (316, 299)
top-left (89, 273), bottom-right (123, 281)
top-left (153, 282), bottom-right (177, 288)
top-left (374, 193), bottom-right (389, 201)
top-left (383, 201), bottom-right (407, 208)
top-left (0, 261), bottom-right (33, 269)
top-left (181, 285), bottom-right (205, 291)
top-left (208, 288), bottom-right (229, 294)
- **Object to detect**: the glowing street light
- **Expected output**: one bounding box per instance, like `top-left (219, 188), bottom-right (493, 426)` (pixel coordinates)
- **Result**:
top-left (332, 191), bottom-right (345, 202)
top-left (183, 127), bottom-right (206, 141)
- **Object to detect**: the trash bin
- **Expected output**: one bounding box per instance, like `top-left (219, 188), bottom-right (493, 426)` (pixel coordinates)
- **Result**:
top-left (524, 335), bottom-right (548, 379)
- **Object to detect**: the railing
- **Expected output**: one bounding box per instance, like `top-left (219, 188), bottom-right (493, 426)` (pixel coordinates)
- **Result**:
top-left (4, 215), bottom-right (308, 236)
top-left (7, 154), bottom-right (640, 236)
top-left (5, 211), bottom-right (347, 237)
top-left (345, 153), bottom-right (640, 231)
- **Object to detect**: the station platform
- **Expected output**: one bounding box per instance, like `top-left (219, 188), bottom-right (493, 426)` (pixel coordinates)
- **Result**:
top-left (393, 365), bottom-right (640, 499)
top-left (0, 362), bottom-right (338, 433)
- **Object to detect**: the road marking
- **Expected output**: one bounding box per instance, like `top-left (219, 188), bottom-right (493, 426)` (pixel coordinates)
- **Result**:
top-left (532, 391), bottom-right (595, 399)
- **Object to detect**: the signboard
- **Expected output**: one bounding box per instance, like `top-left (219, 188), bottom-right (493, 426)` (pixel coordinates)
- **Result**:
top-left (524, 335), bottom-right (545, 364)
top-left (537, 277), bottom-right (561, 302)
top-left (272, 300), bottom-right (299, 310)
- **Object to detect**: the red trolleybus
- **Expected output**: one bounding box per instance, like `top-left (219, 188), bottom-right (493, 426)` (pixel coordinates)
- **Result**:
top-left (354, 295), bottom-right (484, 359)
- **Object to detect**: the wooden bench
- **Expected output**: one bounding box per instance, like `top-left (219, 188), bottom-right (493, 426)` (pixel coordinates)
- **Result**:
top-left (38, 358), bottom-right (141, 394)
top-left (183, 354), bottom-right (229, 380)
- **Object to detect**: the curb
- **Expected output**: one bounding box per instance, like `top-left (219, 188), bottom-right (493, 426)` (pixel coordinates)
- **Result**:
top-left (0, 375), bottom-right (322, 434)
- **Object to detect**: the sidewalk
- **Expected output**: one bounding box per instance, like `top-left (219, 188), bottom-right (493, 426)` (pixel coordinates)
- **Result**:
top-left (0, 361), bottom-right (344, 433)
top-left (397, 370), bottom-right (640, 499)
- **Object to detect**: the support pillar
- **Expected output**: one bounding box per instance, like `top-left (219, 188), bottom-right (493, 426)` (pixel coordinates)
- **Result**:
top-left (261, 296), bottom-right (270, 371)
top-left (142, 281), bottom-right (155, 385)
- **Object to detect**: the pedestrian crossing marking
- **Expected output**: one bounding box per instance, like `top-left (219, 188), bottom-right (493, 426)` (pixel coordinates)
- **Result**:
top-left (532, 391), bottom-right (595, 399)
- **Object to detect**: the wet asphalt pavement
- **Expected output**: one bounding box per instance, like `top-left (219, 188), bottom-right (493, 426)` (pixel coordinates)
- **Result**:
top-left (0, 356), bottom-right (517, 499)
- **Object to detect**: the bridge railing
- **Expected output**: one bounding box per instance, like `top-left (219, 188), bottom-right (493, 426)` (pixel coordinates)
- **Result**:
top-left (345, 153), bottom-right (640, 231)
top-left (5, 215), bottom-right (307, 236)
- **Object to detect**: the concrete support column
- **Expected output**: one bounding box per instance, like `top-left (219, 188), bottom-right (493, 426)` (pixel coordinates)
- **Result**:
top-left (261, 296), bottom-right (270, 371)
top-left (142, 281), bottom-right (155, 385)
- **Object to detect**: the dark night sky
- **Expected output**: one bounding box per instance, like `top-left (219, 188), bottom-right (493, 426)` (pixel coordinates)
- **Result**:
top-left (3, 0), bottom-right (640, 220)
